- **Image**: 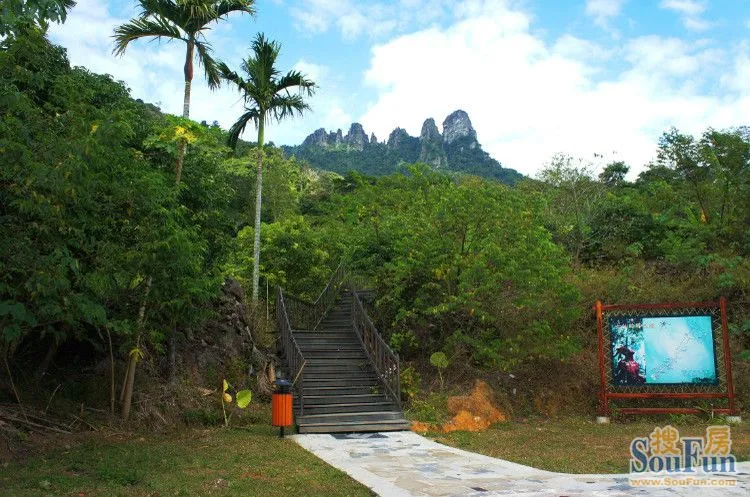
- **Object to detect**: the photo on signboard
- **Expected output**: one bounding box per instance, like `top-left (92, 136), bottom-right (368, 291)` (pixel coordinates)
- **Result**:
top-left (609, 315), bottom-right (718, 386)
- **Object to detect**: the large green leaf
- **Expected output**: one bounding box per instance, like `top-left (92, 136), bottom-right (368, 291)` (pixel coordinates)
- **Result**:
top-left (235, 389), bottom-right (252, 408)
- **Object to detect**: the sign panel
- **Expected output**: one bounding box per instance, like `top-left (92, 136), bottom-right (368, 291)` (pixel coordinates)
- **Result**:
top-left (595, 299), bottom-right (737, 417)
top-left (609, 315), bottom-right (718, 386)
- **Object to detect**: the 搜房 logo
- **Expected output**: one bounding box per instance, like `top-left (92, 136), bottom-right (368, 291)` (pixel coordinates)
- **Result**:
top-left (629, 425), bottom-right (737, 487)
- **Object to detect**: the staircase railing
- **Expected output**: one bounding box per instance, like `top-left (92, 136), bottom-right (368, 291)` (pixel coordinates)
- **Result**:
top-left (351, 291), bottom-right (401, 408)
top-left (276, 286), bottom-right (306, 416)
top-left (282, 263), bottom-right (346, 331)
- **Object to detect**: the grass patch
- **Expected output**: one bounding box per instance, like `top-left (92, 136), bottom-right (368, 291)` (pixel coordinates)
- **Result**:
top-left (405, 391), bottom-right (452, 425)
top-left (428, 416), bottom-right (750, 474)
top-left (0, 424), bottom-right (373, 497)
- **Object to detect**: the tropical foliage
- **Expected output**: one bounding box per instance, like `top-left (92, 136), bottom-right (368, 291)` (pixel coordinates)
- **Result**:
top-left (1, 24), bottom-right (749, 419)
top-left (220, 33), bottom-right (316, 301)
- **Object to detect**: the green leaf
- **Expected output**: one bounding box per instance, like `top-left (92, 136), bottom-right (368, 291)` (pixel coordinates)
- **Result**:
top-left (222, 379), bottom-right (229, 393)
top-left (430, 351), bottom-right (448, 369)
top-left (235, 389), bottom-right (252, 408)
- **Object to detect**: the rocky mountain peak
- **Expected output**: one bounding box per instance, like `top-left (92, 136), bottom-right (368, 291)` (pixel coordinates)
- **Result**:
top-left (345, 123), bottom-right (368, 151)
top-left (387, 127), bottom-right (411, 149)
top-left (302, 128), bottom-right (328, 148)
top-left (419, 118), bottom-right (447, 168)
top-left (420, 118), bottom-right (441, 142)
top-left (442, 110), bottom-right (477, 145)
top-left (288, 109), bottom-right (523, 185)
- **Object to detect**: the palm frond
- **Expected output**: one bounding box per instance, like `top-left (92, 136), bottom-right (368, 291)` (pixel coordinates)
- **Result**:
top-left (268, 94), bottom-right (310, 123)
top-left (276, 70), bottom-right (317, 98)
top-left (194, 41), bottom-right (221, 88)
top-left (213, 0), bottom-right (256, 20)
top-left (242, 33), bottom-right (281, 87)
top-left (139, 0), bottom-right (187, 25)
top-left (112, 16), bottom-right (185, 56)
top-left (227, 109), bottom-right (260, 148)
top-left (217, 61), bottom-right (252, 94)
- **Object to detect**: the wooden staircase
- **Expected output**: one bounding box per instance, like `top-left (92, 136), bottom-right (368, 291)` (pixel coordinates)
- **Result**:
top-left (292, 293), bottom-right (409, 433)
top-left (276, 267), bottom-right (409, 434)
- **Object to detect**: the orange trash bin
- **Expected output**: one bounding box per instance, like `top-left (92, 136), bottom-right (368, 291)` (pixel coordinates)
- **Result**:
top-left (272, 379), bottom-right (293, 437)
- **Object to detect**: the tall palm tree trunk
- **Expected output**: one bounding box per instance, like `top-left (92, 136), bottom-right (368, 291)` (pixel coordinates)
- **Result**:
top-left (175, 40), bottom-right (194, 186)
top-left (252, 117), bottom-right (265, 302)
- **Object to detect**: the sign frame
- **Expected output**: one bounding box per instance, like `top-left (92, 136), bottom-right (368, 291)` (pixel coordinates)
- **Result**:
top-left (595, 297), bottom-right (738, 416)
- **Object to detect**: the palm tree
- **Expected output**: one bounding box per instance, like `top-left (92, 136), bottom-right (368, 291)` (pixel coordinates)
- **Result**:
top-left (219, 33), bottom-right (316, 302)
top-left (113, 0), bottom-right (255, 185)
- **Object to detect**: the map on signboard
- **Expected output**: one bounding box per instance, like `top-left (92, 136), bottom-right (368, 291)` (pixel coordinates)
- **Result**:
top-left (609, 315), bottom-right (718, 386)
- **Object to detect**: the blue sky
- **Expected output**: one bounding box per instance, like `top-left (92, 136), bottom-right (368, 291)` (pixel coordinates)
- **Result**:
top-left (48, 0), bottom-right (750, 176)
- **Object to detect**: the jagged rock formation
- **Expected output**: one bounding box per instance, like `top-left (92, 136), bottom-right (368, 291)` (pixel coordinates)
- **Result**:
top-left (418, 118), bottom-right (447, 168)
top-left (283, 110), bottom-right (523, 185)
top-left (442, 110), bottom-right (477, 146)
top-left (345, 123), bottom-right (368, 151)
top-left (302, 128), bottom-right (328, 148)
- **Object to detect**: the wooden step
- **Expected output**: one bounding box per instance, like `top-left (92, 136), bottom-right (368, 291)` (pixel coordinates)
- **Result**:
top-left (297, 393), bottom-right (390, 405)
top-left (304, 385), bottom-right (380, 396)
top-left (303, 372), bottom-right (377, 381)
top-left (304, 361), bottom-right (375, 374)
top-left (294, 330), bottom-right (355, 337)
top-left (297, 343), bottom-right (362, 351)
top-left (297, 402), bottom-right (396, 415)
top-left (298, 420), bottom-right (410, 433)
top-left (294, 336), bottom-right (361, 344)
top-left (298, 410), bottom-right (405, 424)
top-left (303, 377), bottom-right (377, 387)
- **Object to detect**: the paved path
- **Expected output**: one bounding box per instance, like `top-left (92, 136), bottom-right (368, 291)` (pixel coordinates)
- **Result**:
top-left (292, 431), bottom-right (749, 497)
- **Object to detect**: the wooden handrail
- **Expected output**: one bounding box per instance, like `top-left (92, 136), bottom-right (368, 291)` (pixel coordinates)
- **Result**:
top-left (277, 265), bottom-right (402, 418)
top-left (276, 286), bottom-right (306, 416)
top-left (282, 263), bottom-right (346, 331)
top-left (350, 291), bottom-right (401, 408)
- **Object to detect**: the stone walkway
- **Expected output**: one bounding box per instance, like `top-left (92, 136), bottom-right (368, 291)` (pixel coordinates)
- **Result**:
top-left (292, 431), bottom-right (749, 497)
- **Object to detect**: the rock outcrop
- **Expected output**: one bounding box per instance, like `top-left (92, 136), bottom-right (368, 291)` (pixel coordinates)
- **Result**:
top-left (287, 110), bottom-right (523, 184)
top-left (302, 128), bottom-right (328, 148)
top-left (344, 123), bottom-right (368, 151)
top-left (386, 127), bottom-right (410, 149)
top-left (418, 118), bottom-right (447, 168)
top-left (442, 109), bottom-right (477, 147)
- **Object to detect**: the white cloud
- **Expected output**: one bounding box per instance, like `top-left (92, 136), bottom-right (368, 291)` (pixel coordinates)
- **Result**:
top-left (46, 0), bottom-right (331, 145)
top-left (553, 35), bottom-right (613, 63)
top-left (359, 1), bottom-right (750, 177)
top-left (660, 0), bottom-right (705, 17)
top-left (660, 0), bottom-right (712, 31)
top-left (586, 0), bottom-right (628, 28)
top-left (270, 60), bottom-right (354, 144)
top-left (288, 0), bottom-right (452, 40)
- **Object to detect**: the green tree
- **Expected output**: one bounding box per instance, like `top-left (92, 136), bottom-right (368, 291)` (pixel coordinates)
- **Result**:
top-left (113, 0), bottom-right (255, 185)
top-left (599, 161), bottom-right (629, 186)
top-left (0, 0), bottom-right (75, 37)
top-left (537, 154), bottom-right (604, 263)
top-left (219, 33), bottom-right (316, 302)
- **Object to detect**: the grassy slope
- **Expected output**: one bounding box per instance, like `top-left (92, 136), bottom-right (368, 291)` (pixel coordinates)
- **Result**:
top-left (0, 425), bottom-right (372, 497)
top-left (429, 417), bottom-right (750, 474)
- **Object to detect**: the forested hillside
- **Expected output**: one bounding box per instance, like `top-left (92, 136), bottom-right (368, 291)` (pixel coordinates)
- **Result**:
top-left (2, 29), bottom-right (749, 421)
top-left (282, 111), bottom-right (525, 185)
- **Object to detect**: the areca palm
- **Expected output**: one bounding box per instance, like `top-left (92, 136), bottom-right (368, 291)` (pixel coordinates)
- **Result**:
top-left (219, 33), bottom-right (316, 302)
top-left (113, 0), bottom-right (255, 185)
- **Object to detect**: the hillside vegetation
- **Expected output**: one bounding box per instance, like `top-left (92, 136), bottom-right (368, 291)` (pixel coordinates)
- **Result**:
top-left (1, 31), bottom-right (749, 423)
